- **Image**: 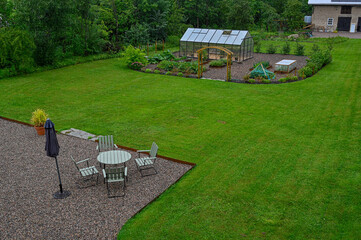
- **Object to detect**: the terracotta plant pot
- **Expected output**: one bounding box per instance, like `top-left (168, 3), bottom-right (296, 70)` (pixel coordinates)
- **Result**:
top-left (34, 126), bottom-right (45, 135)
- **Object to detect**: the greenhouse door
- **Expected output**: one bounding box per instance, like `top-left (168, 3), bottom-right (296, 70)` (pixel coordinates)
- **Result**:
top-left (337, 17), bottom-right (351, 31)
top-left (357, 18), bottom-right (361, 32)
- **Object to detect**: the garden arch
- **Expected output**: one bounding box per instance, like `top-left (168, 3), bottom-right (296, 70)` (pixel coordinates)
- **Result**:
top-left (196, 46), bottom-right (233, 81)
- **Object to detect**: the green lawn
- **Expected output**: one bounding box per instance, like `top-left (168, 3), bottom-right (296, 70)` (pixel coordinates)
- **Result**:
top-left (1, 39), bottom-right (361, 239)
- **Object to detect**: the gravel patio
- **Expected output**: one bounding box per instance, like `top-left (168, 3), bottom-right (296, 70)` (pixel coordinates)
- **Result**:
top-left (0, 118), bottom-right (192, 239)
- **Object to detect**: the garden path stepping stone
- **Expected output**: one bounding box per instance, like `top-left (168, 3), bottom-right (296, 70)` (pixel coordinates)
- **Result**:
top-left (60, 128), bottom-right (99, 141)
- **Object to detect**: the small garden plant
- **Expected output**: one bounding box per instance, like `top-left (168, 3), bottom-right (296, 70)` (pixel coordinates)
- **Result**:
top-left (282, 42), bottom-right (291, 55)
top-left (147, 50), bottom-right (175, 64)
top-left (31, 109), bottom-right (48, 127)
top-left (209, 60), bottom-right (226, 67)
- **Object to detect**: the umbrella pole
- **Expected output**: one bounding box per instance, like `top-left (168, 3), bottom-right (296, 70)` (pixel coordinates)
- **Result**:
top-left (53, 156), bottom-right (71, 199)
top-left (55, 157), bottom-right (63, 193)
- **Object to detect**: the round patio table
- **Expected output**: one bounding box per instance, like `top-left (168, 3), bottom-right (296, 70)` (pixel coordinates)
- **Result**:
top-left (97, 150), bottom-right (132, 167)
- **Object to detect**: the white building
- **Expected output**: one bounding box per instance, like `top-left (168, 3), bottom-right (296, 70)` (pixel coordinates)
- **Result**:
top-left (308, 0), bottom-right (361, 32)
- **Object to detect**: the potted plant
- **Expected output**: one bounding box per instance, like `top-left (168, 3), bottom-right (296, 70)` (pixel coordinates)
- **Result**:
top-left (31, 109), bottom-right (48, 135)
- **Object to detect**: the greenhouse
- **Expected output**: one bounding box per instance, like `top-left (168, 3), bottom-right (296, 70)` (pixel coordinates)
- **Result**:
top-left (179, 28), bottom-right (253, 62)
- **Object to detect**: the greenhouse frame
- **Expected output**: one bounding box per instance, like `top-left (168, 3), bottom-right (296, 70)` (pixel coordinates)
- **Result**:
top-left (179, 28), bottom-right (254, 62)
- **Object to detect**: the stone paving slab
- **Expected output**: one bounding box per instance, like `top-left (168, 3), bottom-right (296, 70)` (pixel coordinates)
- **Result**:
top-left (60, 128), bottom-right (99, 141)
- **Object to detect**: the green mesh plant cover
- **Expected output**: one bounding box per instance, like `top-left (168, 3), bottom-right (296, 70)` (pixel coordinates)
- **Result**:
top-left (250, 64), bottom-right (275, 80)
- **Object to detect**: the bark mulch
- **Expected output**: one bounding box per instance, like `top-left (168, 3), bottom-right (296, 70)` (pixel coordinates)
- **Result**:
top-left (0, 118), bottom-right (192, 239)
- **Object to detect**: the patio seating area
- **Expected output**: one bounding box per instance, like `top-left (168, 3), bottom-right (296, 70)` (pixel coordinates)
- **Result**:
top-left (0, 118), bottom-right (192, 239)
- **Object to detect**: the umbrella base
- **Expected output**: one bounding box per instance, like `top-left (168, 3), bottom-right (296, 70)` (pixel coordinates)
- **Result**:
top-left (53, 190), bottom-right (71, 199)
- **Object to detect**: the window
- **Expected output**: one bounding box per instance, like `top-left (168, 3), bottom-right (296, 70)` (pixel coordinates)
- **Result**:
top-left (327, 18), bottom-right (334, 26)
top-left (341, 6), bottom-right (352, 14)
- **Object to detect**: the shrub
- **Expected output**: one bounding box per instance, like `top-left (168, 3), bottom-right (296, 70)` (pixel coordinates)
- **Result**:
top-left (306, 49), bottom-right (332, 72)
top-left (289, 76), bottom-right (298, 81)
top-left (166, 35), bottom-right (180, 47)
top-left (255, 43), bottom-right (261, 53)
top-left (166, 71), bottom-right (172, 75)
top-left (282, 42), bottom-right (291, 54)
top-left (243, 74), bottom-right (250, 81)
top-left (123, 45), bottom-right (147, 68)
top-left (295, 43), bottom-right (305, 56)
top-left (177, 72), bottom-right (183, 77)
top-left (0, 28), bottom-right (35, 72)
top-left (147, 50), bottom-right (175, 64)
top-left (177, 61), bottom-right (203, 74)
top-left (31, 109), bottom-right (48, 127)
top-left (262, 79), bottom-right (271, 83)
top-left (266, 44), bottom-right (277, 54)
top-left (157, 60), bottom-right (179, 71)
top-left (0, 68), bottom-right (11, 79)
top-left (248, 79), bottom-right (256, 83)
top-left (253, 61), bottom-right (270, 69)
top-left (145, 69), bottom-right (152, 73)
top-left (209, 60), bottom-right (225, 67)
top-left (130, 62), bottom-right (144, 70)
top-left (278, 78), bottom-right (287, 83)
top-left (312, 44), bottom-right (320, 53)
top-left (154, 70), bottom-right (160, 74)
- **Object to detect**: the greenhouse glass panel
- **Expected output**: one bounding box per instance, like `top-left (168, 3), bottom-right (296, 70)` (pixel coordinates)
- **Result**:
top-left (209, 30), bottom-right (223, 44)
top-left (225, 35), bottom-right (237, 44)
top-left (195, 33), bottom-right (206, 42)
top-left (202, 30), bottom-right (216, 43)
top-left (188, 33), bottom-right (198, 41)
top-left (180, 28), bottom-right (194, 41)
top-left (217, 35), bottom-right (229, 44)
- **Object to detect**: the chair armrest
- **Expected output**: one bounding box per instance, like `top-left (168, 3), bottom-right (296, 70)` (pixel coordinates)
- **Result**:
top-left (96, 145), bottom-right (99, 151)
top-left (137, 150), bottom-right (150, 157)
top-left (137, 150), bottom-right (151, 153)
top-left (114, 144), bottom-right (118, 149)
top-left (102, 169), bottom-right (107, 178)
top-left (76, 158), bottom-right (91, 165)
top-left (124, 167), bottom-right (128, 177)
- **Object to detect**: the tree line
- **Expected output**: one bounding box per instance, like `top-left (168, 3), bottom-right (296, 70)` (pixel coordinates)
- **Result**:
top-left (0, 0), bottom-right (311, 68)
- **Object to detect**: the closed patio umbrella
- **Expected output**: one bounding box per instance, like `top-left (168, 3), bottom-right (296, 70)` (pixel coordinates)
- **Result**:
top-left (45, 119), bottom-right (70, 199)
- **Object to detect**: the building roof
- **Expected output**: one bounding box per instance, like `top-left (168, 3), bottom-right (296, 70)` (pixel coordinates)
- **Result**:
top-left (180, 28), bottom-right (251, 46)
top-left (309, 0), bottom-right (361, 5)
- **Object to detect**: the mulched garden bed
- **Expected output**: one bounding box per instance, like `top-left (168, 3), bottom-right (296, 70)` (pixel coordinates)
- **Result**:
top-left (0, 118), bottom-right (192, 239)
top-left (144, 53), bottom-right (308, 83)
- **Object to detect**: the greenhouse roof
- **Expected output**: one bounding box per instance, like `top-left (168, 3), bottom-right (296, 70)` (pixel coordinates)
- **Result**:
top-left (180, 28), bottom-right (251, 45)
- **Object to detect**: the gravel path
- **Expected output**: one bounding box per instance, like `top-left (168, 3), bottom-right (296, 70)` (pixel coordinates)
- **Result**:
top-left (0, 118), bottom-right (192, 239)
top-left (312, 32), bottom-right (361, 39)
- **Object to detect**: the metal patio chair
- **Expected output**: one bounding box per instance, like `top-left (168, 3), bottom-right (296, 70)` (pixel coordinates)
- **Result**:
top-left (96, 135), bottom-right (118, 168)
top-left (103, 167), bottom-right (127, 198)
top-left (135, 142), bottom-right (158, 177)
top-left (71, 155), bottom-right (99, 187)
top-left (96, 135), bottom-right (118, 152)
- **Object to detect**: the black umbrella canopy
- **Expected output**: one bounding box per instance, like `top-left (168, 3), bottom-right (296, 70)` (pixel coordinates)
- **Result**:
top-left (45, 119), bottom-right (60, 157)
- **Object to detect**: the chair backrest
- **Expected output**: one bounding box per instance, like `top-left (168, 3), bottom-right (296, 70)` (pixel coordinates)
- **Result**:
top-left (70, 155), bottom-right (80, 171)
top-left (150, 142), bottom-right (158, 158)
top-left (105, 167), bottom-right (126, 181)
top-left (98, 135), bottom-right (115, 152)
